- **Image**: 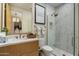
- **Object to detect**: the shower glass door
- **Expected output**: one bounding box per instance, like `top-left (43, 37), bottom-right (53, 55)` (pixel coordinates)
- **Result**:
top-left (47, 3), bottom-right (75, 56)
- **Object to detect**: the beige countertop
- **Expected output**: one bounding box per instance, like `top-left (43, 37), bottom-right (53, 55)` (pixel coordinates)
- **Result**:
top-left (0, 38), bottom-right (38, 47)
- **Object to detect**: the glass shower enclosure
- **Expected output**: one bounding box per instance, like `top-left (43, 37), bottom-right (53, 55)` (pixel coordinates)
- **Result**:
top-left (47, 3), bottom-right (75, 56)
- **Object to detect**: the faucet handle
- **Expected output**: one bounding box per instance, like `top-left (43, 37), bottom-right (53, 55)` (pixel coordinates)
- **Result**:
top-left (15, 36), bottom-right (18, 39)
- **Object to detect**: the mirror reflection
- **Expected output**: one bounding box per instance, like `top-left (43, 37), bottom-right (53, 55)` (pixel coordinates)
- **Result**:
top-left (5, 3), bottom-right (33, 34)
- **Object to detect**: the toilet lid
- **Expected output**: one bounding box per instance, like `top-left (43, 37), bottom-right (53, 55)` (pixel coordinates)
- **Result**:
top-left (42, 46), bottom-right (53, 51)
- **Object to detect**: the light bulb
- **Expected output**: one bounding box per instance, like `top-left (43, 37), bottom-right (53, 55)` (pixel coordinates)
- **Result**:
top-left (13, 17), bottom-right (17, 22)
top-left (17, 18), bottom-right (20, 22)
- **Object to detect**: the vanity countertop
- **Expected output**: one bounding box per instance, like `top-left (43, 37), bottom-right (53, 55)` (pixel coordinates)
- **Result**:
top-left (0, 38), bottom-right (38, 47)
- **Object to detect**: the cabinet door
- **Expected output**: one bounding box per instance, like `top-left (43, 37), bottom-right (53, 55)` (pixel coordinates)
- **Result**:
top-left (15, 41), bottom-right (39, 55)
top-left (0, 46), bottom-right (10, 56)
top-left (6, 45), bottom-right (19, 56)
top-left (0, 40), bottom-right (39, 56)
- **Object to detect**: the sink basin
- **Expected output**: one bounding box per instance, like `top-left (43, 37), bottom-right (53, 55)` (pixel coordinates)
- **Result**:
top-left (7, 37), bottom-right (27, 43)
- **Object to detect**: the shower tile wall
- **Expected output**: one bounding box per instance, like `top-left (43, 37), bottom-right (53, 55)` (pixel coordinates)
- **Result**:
top-left (54, 4), bottom-right (74, 54)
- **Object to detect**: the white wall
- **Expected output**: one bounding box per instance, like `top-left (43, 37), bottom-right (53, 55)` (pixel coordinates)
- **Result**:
top-left (54, 3), bottom-right (74, 54)
top-left (33, 3), bottom-right (55, 46)
top-left (11, 6), bottom-right (32, 33)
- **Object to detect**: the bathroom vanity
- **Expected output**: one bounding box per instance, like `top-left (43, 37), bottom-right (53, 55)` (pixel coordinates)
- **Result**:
top-left (0, 3), bottom-right (39, 56)
top-left (0, 38), bottom-right (39, 56)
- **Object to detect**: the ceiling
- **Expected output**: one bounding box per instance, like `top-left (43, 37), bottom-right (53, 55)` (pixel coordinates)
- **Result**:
top-left (10, 3), bottom-right (64, 10)
top-left (10, 3), bottom-right (32, 10)
top-left (47, 3), bottom-right (65, 8)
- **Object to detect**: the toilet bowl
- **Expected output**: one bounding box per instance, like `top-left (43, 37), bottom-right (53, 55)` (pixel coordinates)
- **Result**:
top-left (39, 38), bottom-right (54, 56)
top-left (41, 45), bottom-right (54, 56)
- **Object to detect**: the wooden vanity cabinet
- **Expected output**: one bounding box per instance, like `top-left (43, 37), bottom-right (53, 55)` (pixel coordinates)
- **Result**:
top-left (0, 40), bottom-right (39, 56)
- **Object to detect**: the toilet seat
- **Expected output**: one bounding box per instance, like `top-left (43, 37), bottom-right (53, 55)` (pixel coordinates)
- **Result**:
top-left (41, 46), bottom-right (53, 52)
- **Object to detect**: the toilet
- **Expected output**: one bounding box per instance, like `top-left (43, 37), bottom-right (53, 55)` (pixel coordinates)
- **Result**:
top-left (39, 38), bottom-right (55, 56)
top-left (41, 46), bottom-right (55, 56)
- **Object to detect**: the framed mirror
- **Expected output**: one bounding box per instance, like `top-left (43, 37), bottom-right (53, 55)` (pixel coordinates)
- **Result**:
top-left (5, 3), bottom-right (33, 35)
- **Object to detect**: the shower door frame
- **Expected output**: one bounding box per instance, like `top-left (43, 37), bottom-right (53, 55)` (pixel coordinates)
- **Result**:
top-left (73, 3), bottom-right (75, 56)
top-left (74, 3), bottom-right (79, 56)
top-left (46, 3), bottom-right (78, 56)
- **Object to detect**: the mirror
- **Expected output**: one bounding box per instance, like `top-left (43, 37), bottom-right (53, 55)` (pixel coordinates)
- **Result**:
top-left (0, 3), bottom-right (5, 32)
top-left (5, 3), bottom-right (33, 35)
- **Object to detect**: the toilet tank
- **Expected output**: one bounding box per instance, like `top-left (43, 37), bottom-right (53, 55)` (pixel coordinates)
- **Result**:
top-left (39, 38), bottom-right (46, 47)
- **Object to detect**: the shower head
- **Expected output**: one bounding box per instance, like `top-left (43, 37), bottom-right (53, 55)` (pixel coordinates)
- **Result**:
top-left (54, 13), bottom-right (58, 17)
top-left (51, 12), bottom-right (58, 17)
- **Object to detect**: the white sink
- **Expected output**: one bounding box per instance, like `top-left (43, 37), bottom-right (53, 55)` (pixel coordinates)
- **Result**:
top-left (0, 36), bottom-right (38, 47)
top-left (7, 37), bottom-right (27, 43)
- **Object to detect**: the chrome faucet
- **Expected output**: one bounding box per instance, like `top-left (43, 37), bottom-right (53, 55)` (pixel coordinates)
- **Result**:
top-left (19, 34), bottom-right (21, 39)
